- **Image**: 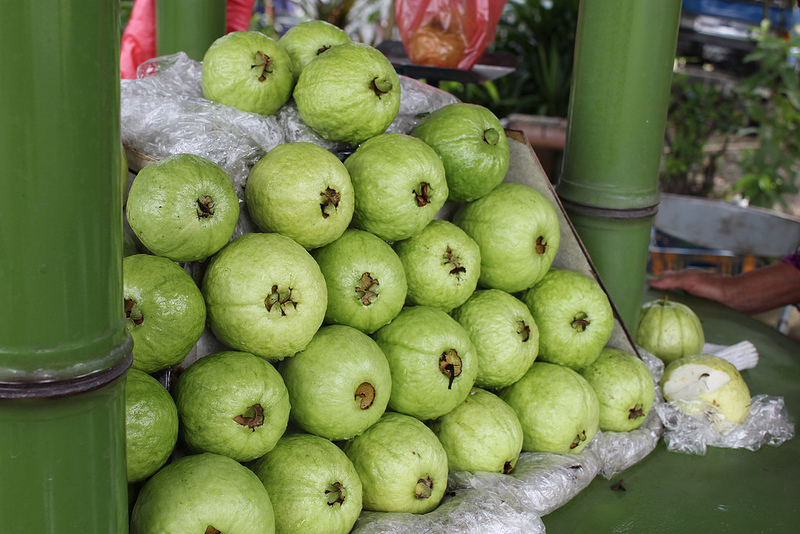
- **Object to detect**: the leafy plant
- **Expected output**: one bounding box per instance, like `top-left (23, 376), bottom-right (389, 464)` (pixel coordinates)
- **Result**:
top-left (730, 21), bottom-right (800, 209)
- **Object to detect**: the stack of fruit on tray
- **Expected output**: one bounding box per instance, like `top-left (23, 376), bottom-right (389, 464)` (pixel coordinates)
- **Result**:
top-left (120, 21), bottom-right (755, 534)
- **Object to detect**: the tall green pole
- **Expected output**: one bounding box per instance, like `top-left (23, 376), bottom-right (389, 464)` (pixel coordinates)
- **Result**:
top-left (557, 0), bottom-right (682, 335)
top-left (157, 0), bottom-right (228, 61)
top-left (0, 2), bottom-right (131, 532)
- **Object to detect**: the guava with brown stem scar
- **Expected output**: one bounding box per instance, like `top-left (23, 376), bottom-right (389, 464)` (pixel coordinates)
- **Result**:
top-left (173, 351), bottom-right (290, 463)
top-left (248, 433), bottom-right (362, 534)
top-left (279, 325), bottom-right (392, 441)
top-left (372, 305), bottom-right (477, 421)
top-left (278, 20), bottom-right (351, 82)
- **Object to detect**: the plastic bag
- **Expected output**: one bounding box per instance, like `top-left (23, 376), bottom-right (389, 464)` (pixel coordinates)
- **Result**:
top-left (395, 0), bottom-right (507, 70)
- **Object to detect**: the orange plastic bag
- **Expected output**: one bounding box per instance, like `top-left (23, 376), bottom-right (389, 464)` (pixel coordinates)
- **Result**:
top-left (396, 0), bottom-right (507, 70)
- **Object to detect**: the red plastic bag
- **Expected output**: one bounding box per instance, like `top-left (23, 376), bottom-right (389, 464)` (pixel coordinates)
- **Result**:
top-left (395, 0), bottom-right (507, 70)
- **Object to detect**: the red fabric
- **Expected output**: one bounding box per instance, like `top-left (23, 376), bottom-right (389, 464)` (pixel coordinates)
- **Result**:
top-left (120, 0), bottom-right (255, 79)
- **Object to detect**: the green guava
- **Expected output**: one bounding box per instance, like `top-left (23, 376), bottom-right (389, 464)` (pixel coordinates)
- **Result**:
top-left (579, 348), bottom-right (656, 432)
top-left (411, 102), bottom-right (509, 202)
top-left (124, 368), bottom-right (178, 483)
top-left (293, 42), bottom-right (401, 145)
top-left (248, 433), bottom-right (363, 534)
top-left (342, 412), bottom-right (449, 514)
top-left (173, 350), bottom-right (290, 462)
top-left (311, 229), bottom-right (407, 334)
top-left (637, 297), bottom-right (706, 364)
top-left (453, 182), bottom-right (560, 293)
top-left (279, 325), bottom-right (392, 441)
top-left (500, 361), bottom-right (600, 454)
top-left (278, 20), bottom-right (351, 82)
top-left (520, 268), bottom-right (614, 371)
top-left (660, 353), bottom-right (751, 426)
top-left (451, 289), bottom-right (539, 389)
top-left (202, 30), bottom-right (294, 116)
top-left (245, 142), bottom-right (354, 250)
top-left (344, 133), bottom-right (448, 242)
top-left (201, 232), bottom-right (327, 360)
top-left (372, 305), bottom-right (477, 421)
top-left (430, 387), bottom-right (524, 474)
top-left (394, 219), bottom-right (481, 312)
top-left (123, 254), bottom-right (206, 374)
top-left (126, 153), bottom-right (240, 262)
top-left (130, 452), bottom-right (275, 534)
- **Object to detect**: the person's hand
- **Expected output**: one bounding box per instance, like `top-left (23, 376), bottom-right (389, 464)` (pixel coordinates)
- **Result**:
top-left (647, 269), bottom-right (730, 304)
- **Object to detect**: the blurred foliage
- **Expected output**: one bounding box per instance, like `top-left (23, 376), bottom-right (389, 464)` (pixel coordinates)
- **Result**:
top-left (121, 0), bottom-right (134, 35)
top-left (440, 0), bottom-right (580, 119)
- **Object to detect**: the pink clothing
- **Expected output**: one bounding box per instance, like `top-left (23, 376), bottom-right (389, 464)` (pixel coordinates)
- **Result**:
top-left (120, 0), bottom-right (255, 79)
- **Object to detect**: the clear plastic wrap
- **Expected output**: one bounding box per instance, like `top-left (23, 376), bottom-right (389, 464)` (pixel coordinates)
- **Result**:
top-left (655, 393), bottom-right (796, 455)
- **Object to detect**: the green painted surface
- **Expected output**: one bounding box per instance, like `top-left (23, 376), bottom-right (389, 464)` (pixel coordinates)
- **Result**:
top-left (0, 378), bottom-right (129, 533)
top-left (557, 0), bottom-right (681, 209)
top-left (565, 208), bottom-right (654, 337)
top-left (156, 0), bottom-right (227, 61)
top-left (543, 288), bottom-right (800, 533)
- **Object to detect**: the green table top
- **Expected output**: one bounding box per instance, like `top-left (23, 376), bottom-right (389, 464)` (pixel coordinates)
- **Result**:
top-left (542, 288), bottom-right (800, 534)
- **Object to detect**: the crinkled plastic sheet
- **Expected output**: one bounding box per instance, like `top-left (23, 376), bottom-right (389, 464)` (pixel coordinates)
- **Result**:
top-left (655, 394), bottom-right (796, 455)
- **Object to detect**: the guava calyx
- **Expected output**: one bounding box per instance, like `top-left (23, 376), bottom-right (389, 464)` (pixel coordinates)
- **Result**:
top-left (196, 195), bottom-right (215, 219)
top-left (265, 285), bottom-right (297, 315)
top-left (317, 45), bottom-right (332, 55)
top-left (439, 349), bottom-right (462, 389)
top-left (124, 298), bottom-right (144, 327)
top-left (205, 526), bottom-right (221, 534)
top-left (356, 272), bottom-right (380, 306)
top-left (415, 476), bottom-right (434, 499)
top-left (370, 77), bottom-right (393, 97)
top-left (629, 403), bottom-right (645, 420)
top-left (483, 128), bottom-right (500, 146)
top-left (570, 429), bottom-right (588, 450)
top-left (320, 187), bottom-right (341, 218)
top-left (355, 382), bottom-right (376, 409)
top-left (571, 311), bottom-right (591, 332)
top-left (503, 461), bottom-right (514, 474)
top-left (414, 182), bottom-right (431, 207)
top-left (233, 403), bottom-right (265, 431)
top-left (443, 246), bottom-right (466, 280)
top-left (517, 320), bottom-right (531, 342)
top-left (325, 481), bottom-right (346, 506)
top-left (535, 236), bottom-right (548, 255)
top-left (251, 51), bottom-right (274, 81)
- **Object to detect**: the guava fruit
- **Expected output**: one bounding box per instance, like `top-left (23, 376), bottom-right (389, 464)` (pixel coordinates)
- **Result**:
top-left (202, 30), bottom-right (294, 116)
top-left (344, 133), bottom-right (448, 242)
top-left (453, 182), bottom-right (560, 293)
top-left (123, 254), bottom-right (206, 373)
top-left (579, 348), bottom-right (656, 432)
top-left (520, 268), bottom-right (614, 371)
top-left (201, 232), bottom-right (327, 360)
top-left (278, 20), bottom-right (351, 82)
top-left (124, 369), bottom-right (178, 483)
top-left (660, 353), bottom-right (751, 426)
top-left (248, 433), bottom-right (363, 534)
top-left (245, 142), bottom-right (354, 249)
top-left (130, 452), bottom-right (275, 534)
top-left (429, 387), bottom-right (524, 474)
top-left (279, 325), bottom-right (392, 441)
top-left (126, 153), bottom-right (239, 263)
top-left (311, 229), bottom-right (407, 334)
top-left (372, 305), bottom-right (477, 421)
top-left (342, 412), bottom-right (449, 514)
top-left (394, 219), bottom-right (481, 312)
top-left (451, 289), bottom-right (539, 389)
top-left (637, 297), bottom-right (706, 364)
top-left (500, 361), bottom-right (600, 454)
top-left (173, 350), bottom-right (290, 462)
top-left (411, 102), bottom-right (509, 202)
top-left (293, 41), bottom-right (401, 145)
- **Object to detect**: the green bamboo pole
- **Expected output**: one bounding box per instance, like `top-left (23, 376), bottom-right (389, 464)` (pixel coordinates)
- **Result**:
top-left (0, 2), bottom-right (131, 532)
top-left (157, 0), bottom-right (228, 61)
top-left (556, 0), bottom-right (682, 335)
